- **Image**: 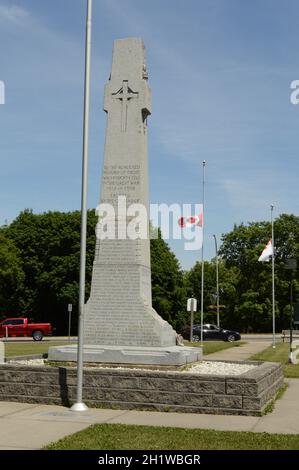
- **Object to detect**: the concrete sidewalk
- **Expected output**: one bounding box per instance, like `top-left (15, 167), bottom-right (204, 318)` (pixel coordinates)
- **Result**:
top-left (0, 378), bottom-right (298, 449)
top-left (204, 340), bottom-right (271, 361)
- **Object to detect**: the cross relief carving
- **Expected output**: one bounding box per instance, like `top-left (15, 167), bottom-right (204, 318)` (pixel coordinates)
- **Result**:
top-left (112, 80), bottom-right (139, 132)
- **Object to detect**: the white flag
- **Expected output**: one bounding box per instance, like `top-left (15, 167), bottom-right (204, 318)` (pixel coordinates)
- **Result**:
top-left (258, 239), bottom-right (273, 262)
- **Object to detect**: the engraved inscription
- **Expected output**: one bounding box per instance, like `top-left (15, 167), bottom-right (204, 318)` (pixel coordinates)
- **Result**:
top-left (101, 164), bottom-right (141, 205)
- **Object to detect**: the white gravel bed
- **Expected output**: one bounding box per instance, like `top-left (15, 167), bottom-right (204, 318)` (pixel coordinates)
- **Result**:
top-left (5, 359), bottom-right (258, 376)
top-left (6, 359), bottom-right (46, 366)
top-left (184, 361), bottom-right (257, 376)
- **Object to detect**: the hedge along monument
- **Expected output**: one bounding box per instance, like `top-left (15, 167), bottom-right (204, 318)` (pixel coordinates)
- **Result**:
top-left (49, 38), bottom-right (201, 365)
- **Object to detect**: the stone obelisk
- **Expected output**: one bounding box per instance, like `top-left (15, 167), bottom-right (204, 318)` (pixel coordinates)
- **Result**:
top-left (84, 37), bottom-right (177, 348)
top-left (49, 38), bottom-right (201, 365)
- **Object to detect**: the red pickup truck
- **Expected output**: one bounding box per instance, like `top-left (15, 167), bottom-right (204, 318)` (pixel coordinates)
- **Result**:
top-left (0, 318), bottom-right (52, 341)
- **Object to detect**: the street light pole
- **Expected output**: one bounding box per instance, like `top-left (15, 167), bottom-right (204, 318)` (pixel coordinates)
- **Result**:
top-left (213, 234), bottom-right (220, 328)
top-left (71, 0), bottom-right (93, 412)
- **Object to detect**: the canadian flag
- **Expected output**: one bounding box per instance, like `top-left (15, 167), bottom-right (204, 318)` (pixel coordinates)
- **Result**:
top-left (178, 214), bottom-right (203, 228)
top-left (258, 239), bottom-right (274, 262)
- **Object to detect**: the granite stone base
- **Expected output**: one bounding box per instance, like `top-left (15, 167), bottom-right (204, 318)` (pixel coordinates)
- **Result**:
top-left (48, 344), bottom-right (202, 366)
top-left (0, 361), bottom-right (283, 416)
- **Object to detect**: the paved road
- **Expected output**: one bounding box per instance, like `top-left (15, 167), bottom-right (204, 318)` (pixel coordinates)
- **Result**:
top-left (1, 336), bottom-right (78, 343)
top-left (241, 334), bottom-right (281, 343)
top-left (2, 334), bottom-right (280, 343)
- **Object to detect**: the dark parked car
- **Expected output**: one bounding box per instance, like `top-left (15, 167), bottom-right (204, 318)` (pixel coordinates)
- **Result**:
top-left (180, 323), bottom-right (241, 342)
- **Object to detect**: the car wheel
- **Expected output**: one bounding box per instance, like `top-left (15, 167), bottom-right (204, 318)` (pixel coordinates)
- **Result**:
top-left (192, 335), bottom-right (200, 342)
top-left (227, 334), bottom-right (236, 342)
top-left (33, 330), bottom-right (43, 341)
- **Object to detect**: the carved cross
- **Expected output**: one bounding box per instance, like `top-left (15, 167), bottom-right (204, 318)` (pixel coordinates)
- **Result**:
top-left (112, 80), bottom-right (138, 132)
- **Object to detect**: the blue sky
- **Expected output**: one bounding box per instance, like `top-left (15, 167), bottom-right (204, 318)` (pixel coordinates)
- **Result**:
top-left (0, 0), bottom-right (298, 269)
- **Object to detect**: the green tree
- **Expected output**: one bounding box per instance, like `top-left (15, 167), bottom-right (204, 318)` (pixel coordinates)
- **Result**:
top-left (4, 209), bottom-right (97, 333)
top-left (3, 210), bottom-right (185, 334)
top-left (0, 233), bottom-right (25, 318)
top-left (150, 229), bottom-right (186, 330)
top-left (219, 214), bottom-right (299, 332)
top-left (184, 260), bottom-right (239, 328)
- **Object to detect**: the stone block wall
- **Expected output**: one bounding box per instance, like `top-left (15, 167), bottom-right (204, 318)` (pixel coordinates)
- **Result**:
top-left (0, 361), bottom-right (283, 416)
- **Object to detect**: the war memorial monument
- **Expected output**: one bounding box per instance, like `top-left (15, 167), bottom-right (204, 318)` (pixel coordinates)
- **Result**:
top-left (49, 38), bottom-right (201, 366)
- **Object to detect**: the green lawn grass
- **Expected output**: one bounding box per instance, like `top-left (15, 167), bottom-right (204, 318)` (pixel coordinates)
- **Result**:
top-left (250, 342), bottom-right (299, 378)
top-left (44, 423), bottom-right (299, 450)
top-left (4, 342), bottom-right (73, 358)
top-left (185, 340), bottom-right (246, 355)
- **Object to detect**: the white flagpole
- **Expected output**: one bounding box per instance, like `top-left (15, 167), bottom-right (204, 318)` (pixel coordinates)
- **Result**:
top-left (71, 0), bottom-right (93, 412)
top-left (271, 204), bottom-right (276, 349)
top-left (213, 234), bottom-right (220, 328)
top-left (200, 161), bottom-right (206, 347)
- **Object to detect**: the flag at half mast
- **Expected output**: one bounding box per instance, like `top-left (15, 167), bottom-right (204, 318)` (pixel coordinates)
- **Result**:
top-left (258, 239), bottom-right (274, 262)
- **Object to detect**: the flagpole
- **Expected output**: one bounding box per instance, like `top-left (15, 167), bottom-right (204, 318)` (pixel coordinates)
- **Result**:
top-left (200, 161), bottom-right (206, 347)
top-left (271, 204), bottom-right (276, 349)
top-left (213, 234), bottom-right (220, 328)
top-left (71, 0), bottom-right (93, 412)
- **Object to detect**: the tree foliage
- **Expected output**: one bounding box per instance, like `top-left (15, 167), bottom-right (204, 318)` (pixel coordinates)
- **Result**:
top-left (2, 209), bottom-right (97, 333)
top-left (219, 214), bottom-right (299, 332)
top-left (0, 233), bottom-right (25, 318)
top-left (184, 260), bottom-right (240, 327)
top-left (0, 210), bottom-right (298, 334)
top-left (0, 211), bottom-right (186, 333)
top-left (151, 229), bottom-right (186, 329)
